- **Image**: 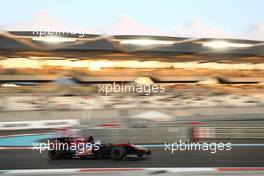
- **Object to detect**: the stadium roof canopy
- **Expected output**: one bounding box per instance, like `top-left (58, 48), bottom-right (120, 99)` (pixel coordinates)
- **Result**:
top-left (0, 31), bottom-right (263, 61)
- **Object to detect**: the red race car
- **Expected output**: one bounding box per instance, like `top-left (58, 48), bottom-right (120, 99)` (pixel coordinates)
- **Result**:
top-left (47, 136), bottom-right (151, 160)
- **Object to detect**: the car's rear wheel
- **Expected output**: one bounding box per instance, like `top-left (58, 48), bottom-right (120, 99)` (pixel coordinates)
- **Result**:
top-left (48, 150), bottom-right (61, 160)
top-left (110, 146), bottom-right (126, 160)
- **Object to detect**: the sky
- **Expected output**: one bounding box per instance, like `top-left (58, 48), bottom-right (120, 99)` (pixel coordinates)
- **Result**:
top-left (0, 0), bottom-right (263, 38)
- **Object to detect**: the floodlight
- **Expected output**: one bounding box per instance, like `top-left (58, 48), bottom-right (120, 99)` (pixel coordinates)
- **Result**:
top-left (32, 36), bottom-right (76, 43)
top-left (203, 41), bottom-right (252, 49)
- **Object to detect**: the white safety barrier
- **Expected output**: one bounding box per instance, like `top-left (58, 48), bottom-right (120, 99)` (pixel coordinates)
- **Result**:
top-left (0, 119), bottom-right (79, 130)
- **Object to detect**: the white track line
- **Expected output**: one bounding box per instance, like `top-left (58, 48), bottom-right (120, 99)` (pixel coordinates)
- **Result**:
top-left (2, 167), bottom-right (264, 175)
top-left (145, 168), bottom-right (216, 172)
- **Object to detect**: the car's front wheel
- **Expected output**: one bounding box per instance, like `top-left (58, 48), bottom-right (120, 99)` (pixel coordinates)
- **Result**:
top-left (110, 146), bottom-right (126, 160)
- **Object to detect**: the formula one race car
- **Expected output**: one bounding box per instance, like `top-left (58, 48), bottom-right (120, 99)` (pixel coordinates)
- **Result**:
top-left (47, 137), bottom-right (151, 160)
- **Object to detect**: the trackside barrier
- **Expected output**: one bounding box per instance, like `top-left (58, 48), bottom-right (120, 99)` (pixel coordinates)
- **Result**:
top-left (192, 126), bottom-right (264, 140)
top-left (83, 127), bottom-right (189, 144)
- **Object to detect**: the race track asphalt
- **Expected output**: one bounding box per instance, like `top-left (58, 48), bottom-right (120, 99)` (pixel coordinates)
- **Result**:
top-left (1, 147), bottom-right (264, 169)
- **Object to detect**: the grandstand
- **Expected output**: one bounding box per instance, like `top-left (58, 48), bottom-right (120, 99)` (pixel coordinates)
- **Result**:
top-left (0, 30), bottom-right (263, 110)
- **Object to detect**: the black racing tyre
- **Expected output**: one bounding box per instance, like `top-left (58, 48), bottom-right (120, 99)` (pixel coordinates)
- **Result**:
top-left (110, 146), bottom-right (126, 160)
top-left (48, 150), bottom-right (61, 160)
top-left (137, 153), bottom-right (144, 158)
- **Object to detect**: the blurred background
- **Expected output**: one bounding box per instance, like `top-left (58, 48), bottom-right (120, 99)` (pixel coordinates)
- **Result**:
top-left (0, 0), bottom-right (264, 172)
